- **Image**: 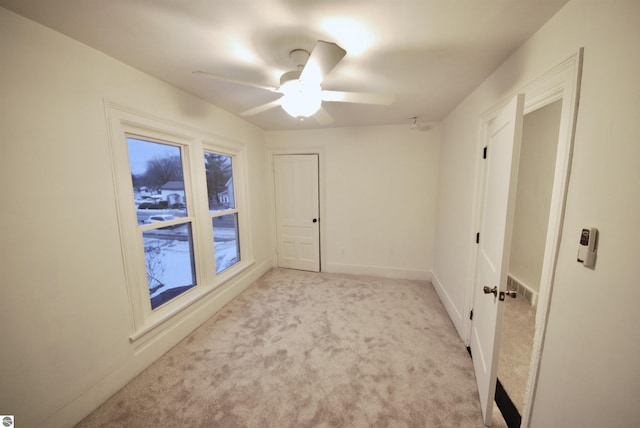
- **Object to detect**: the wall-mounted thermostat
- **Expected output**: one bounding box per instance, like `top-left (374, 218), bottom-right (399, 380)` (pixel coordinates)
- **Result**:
top-left (577, 227), bottom-right (598, 268)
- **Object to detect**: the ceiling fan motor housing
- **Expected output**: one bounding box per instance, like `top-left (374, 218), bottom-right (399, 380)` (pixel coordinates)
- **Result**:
top-left (280, 70), bottom-right (302, 86)
top-left (289, 48), bottom-right (310, 69)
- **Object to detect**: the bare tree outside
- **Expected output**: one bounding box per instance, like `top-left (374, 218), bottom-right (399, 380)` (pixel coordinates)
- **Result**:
top-left (145, 239), bottom-right (168, 294)
top-left (143, 155), bottom-right (183, 189)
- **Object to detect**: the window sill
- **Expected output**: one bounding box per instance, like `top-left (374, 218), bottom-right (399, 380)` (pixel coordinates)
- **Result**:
top-left (129, 259), bottom-right (255, 350)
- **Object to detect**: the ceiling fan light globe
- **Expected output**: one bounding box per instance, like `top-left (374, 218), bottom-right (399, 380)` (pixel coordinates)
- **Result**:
top-left (280, 80), bottom-right (322, 118)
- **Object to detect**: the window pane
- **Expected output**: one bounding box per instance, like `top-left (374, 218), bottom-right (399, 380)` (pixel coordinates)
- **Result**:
top-left (204, 152), bottom-right (234, 212)
top-left (213, 214), bottom-right (240, 273)
top-left (127, 137), bottom-right (188, 220)
top-left (143, 223), bottom-right (196, 309)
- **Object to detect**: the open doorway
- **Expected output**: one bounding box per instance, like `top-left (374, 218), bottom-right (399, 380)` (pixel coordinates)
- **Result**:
top-left (496, 99), bottom-right (563, 426)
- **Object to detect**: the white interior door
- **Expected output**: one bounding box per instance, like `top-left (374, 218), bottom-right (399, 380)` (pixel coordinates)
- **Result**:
top-left (470, 94), bottom-right (525, 425)
top-left (273, 154), bottom-right (320, 272)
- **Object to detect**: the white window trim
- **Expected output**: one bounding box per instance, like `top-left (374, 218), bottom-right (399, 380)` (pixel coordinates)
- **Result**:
top-left (105, 101), bottom-right (254, 345)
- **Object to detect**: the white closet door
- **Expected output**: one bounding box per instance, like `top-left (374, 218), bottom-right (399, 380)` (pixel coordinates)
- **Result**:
top-left (273, 154), bottom-right (320, 272)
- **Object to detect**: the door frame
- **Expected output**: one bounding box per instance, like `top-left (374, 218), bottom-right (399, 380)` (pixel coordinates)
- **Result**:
top-left (464, 48), bottom-right (583, 426)
top-left (266, 146), bottom-right (326, 272)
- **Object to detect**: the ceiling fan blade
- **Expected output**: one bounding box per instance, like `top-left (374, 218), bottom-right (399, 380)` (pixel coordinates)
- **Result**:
top-left (321, 90), bottom-right (396, 105)
top-left (313, 107), bottom-right (334, 125)
top-left (299, 41), bottom-right (346, 86)
top-left (192, 71), bottom-right (277, 92)
top-left (240, 98), bottom-right (283, 116)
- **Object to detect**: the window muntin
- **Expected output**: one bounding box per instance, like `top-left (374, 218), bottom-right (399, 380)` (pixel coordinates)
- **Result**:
top-left (204, 152), bottom-right (240, 273)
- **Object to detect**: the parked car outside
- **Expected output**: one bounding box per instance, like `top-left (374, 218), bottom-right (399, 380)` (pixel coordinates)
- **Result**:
top-left (143, 214), bottom-right (175, 224)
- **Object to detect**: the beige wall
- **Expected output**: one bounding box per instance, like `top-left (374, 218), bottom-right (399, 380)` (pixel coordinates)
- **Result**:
top-left (509, 100), bottom-right (561, 295)
top-left (433, 1), bottom-right (640, 426)
top-left (266, 124), bottom-right (440, 280)
top-left (0, 8), bottom-right (272, 427)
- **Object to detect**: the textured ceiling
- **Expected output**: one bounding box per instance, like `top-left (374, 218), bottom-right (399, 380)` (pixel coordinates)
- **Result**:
top-left (0, 0), bottom-right (568, 130)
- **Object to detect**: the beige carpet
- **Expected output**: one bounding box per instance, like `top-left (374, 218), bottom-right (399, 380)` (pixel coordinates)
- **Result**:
top-left (77, 268), bottom-right (488, 427)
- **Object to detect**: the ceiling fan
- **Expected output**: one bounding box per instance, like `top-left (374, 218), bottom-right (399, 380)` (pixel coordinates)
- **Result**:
top-left (193, 40), bottom-right (395, 124)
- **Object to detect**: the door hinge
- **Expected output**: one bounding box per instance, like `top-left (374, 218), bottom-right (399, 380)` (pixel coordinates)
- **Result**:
top-left (476, 232), bottom-right (480, 244)
top-left (483, 146), bottom-right (488, 159)
top-left (469, 310), bottom-right (474, 320)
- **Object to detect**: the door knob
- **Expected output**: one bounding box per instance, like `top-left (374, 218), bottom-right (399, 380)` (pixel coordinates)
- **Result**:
top-left (483, 286), bottom-right (498, 296)
top-left (312, 218), bottom-right (318, 223)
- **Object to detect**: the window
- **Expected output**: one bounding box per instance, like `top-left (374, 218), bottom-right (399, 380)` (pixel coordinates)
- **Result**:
top-left (204, 152), bottom-right (241, 273)
top-left (106, 104), bottom-right (252, 341)
top-left (127, 138), bottom-right (195, 309)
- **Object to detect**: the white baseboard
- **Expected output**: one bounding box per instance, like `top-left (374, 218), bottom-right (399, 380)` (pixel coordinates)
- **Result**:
top-left (324, 262), bottom-right (431, 281)
top-left (507, 273), bottom-right (538, 306)
top-left (430, 271), bottom-right (465, 340)
top-left (44, 258), bottom-right (274, 428)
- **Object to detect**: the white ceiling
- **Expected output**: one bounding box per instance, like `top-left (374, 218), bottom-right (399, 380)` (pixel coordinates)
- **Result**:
top-left (1, 0), bottom-right (568, 130)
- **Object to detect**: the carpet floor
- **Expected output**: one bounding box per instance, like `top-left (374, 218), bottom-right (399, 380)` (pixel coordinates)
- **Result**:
top-left (77, 268), bottom-right (489, 427)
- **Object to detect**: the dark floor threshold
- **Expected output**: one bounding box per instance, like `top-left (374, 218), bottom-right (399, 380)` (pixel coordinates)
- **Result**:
top-left (466, 347), bottom-right (521, 427)
top-left (495, 378), bottom-right (521, 428)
